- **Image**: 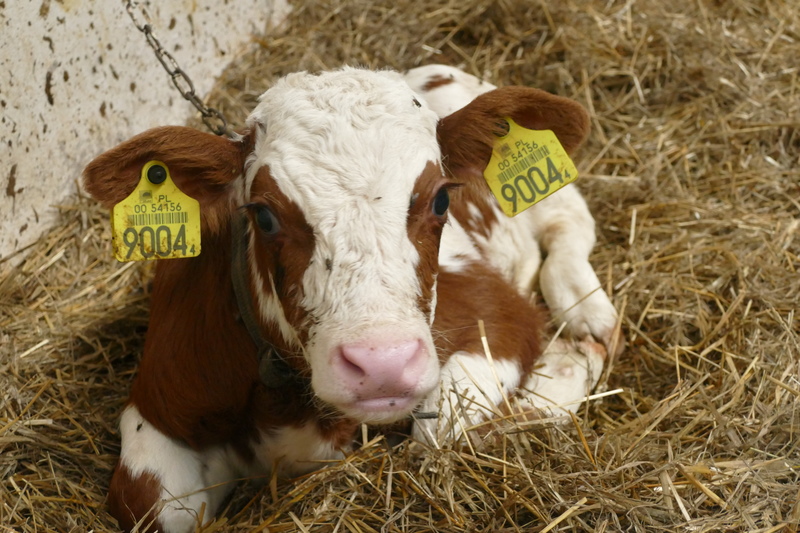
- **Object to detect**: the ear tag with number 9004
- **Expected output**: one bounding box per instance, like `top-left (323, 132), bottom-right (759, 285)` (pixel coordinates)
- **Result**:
top-left (483, 118), bottom-right (579, 217)
top-left (111, 160), bottom-right (201, 262)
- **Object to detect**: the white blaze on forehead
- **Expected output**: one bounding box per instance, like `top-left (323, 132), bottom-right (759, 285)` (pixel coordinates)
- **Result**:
top-left (244, 68), bottom-right (442, 334)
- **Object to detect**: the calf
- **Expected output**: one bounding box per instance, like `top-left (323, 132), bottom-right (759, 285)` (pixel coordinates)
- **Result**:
top-left (83, 66), bottom-right (619, 533)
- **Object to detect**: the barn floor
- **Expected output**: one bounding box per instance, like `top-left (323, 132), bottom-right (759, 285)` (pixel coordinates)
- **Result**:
top-left (2, 0), bottom-right (799, 531)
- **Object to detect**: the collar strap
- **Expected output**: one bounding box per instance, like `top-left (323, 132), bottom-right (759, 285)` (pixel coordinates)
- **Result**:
top-left (230, 212), bottom-right (298, 388)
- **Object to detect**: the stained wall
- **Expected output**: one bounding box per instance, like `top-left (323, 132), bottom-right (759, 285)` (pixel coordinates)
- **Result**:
top-left (0, 0), bottom-right (289, 263)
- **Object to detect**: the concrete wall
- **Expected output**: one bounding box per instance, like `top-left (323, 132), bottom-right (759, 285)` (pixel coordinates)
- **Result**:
top-left (1, 0), bottom-right (289, 263)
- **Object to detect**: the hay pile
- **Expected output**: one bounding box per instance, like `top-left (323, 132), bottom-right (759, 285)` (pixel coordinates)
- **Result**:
top-left (2, 0), bottom-right (799, 530)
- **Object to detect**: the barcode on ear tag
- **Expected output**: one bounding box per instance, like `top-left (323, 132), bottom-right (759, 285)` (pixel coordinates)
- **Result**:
top-left (483, 118), bottom-right (578, 217)
top-left (110, 160), bottom-right (201, 262)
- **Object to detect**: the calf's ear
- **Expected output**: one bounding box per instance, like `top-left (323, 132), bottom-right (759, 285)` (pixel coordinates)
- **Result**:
top-left (82, 126), bottom-right (251, 234)
top-left (437, 86), bottom-right (590, 178)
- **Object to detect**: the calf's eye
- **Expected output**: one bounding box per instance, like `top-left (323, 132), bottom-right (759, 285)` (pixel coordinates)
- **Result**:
top-left (432, 188), bottom-right (449, 217)
top-left (255, 206), bottom-right (281, 235)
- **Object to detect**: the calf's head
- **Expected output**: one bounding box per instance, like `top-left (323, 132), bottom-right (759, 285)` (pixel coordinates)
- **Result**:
top-left (83, 67), bottom-right (589, 424)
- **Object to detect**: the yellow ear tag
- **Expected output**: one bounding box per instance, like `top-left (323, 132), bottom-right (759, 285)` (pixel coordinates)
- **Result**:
top-left (483, 118), bottom-right (579, 217)
top-left (111, 161), bottom-right (201, 262)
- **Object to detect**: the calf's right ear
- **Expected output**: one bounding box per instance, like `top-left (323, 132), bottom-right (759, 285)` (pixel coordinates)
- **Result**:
top-left (83, 126), bottom-right (251, 234)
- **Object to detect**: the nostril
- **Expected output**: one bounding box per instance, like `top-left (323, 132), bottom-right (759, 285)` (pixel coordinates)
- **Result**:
top-left (340, 349), bottom-right (367, 378)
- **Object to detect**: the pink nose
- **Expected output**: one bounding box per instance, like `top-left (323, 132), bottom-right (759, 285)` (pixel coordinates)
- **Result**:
top-left (335, 338), bottom-right (428, 400)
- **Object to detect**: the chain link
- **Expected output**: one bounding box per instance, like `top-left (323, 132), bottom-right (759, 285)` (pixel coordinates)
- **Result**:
top-left (124, 0), bottom-right (231, 137)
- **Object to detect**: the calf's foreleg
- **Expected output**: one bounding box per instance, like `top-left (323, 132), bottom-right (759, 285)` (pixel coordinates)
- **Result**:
top-left (109, 405), bottom-right (242, 533)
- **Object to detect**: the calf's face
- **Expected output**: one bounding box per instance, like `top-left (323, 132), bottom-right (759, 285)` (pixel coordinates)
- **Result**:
top-left (82, 67), bottom-right (590, 425)
top-left (241, 70), bottom-right (447, 422)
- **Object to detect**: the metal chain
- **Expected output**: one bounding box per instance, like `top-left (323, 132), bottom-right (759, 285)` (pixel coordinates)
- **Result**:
top-left (124, 0), bottom-right (231, 136)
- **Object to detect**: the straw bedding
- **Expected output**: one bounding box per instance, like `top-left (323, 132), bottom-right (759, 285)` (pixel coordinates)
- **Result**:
top-left (2, 0), bottom-right (798, 531)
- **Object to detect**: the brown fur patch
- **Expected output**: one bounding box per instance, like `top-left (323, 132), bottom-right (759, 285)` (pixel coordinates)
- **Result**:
top-left (422, 74), bottom-right (455, 92)
top-left (130, 220), bottom-right (263, 450)
top-left (406, 161), bottom-right (450, 320)
top-left (433, 262), bottom-right (544, 376)
top-left (108, 463), bottom-right (164, 533)
top-left (248, 165), bottom-right (317, 357)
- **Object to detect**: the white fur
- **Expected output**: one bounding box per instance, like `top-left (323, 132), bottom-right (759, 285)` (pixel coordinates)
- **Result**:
top-left (413, 342), bottom-right (605, 445)
top-left (118, 405), bottom-right (242, 533)
top-left (428, 273), bottom-right (438, 327)
top-left (438, 216), bottom-right (482, 273)
top-left (413, 352), bottom-right (523, 443)
top-left (119, 406), bottom-right (349, 533)
top-left (405, 64), bottom-right (495, 117)
top-left (526, 186), bottom-right (619, 344)
top-left (517, 338), bottom-right (605, 415)
top-left (466, 202), bottom-right (484, 223)
top-left (472, 202), bottom-right (543, 295)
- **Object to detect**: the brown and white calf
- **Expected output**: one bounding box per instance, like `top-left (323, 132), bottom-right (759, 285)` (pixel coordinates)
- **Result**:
top-left (83, 66), bottom-right (620, 533)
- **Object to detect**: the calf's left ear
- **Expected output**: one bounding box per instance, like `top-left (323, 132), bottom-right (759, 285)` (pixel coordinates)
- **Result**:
top-left (437, 86), bottom-right (590, 178)
top-left (83, 126), bottom-right (251, 234)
